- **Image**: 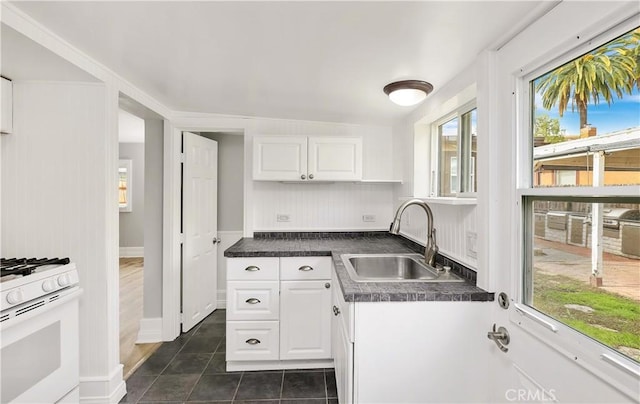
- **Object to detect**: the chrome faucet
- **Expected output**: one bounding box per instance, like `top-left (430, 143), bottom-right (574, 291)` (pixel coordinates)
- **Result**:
top-left (389, 198), bottom-right (439, 267)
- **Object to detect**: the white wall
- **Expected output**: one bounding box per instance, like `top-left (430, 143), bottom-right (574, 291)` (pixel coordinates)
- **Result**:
top-left (392, 64), bottom-right (478, 268)
top-left (1, 81), bottom-right (122, 399)
top-left (143, 118), bottom-right (163, 319)
top-left (201, 132), bottom-right (244, 231)
top-left (118, 142), bottom-right (144, 250)
top-left (172, 114), bottom-right (398, 235)
top-left (253, 181), bottom-right (394, 231)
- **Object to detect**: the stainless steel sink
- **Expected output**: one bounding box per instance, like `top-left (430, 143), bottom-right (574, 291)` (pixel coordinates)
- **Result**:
top-left (341, 253), bottom-right (465, 283)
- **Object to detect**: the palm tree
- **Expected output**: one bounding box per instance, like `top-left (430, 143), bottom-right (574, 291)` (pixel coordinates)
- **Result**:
top-left (535, 28), bottom-right (639, 130)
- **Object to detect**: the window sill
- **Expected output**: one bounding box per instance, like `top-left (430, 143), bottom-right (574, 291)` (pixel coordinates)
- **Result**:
top-left (414, 197), bottom-right (477, 206)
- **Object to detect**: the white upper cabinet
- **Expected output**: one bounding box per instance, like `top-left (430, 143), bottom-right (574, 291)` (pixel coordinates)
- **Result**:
top-left (1, 77), bottom-right (13, 134)
top-left (253, 136), bottom-right (362, 181)
top-left (307, 137), bottom-right (362, 181)
top-left (253, 136), bottom-right (307, 181)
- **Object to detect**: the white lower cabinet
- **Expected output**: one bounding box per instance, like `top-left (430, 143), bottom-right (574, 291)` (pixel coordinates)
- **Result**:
top-left (280, 280), bottom-right (332, 360)
top-left (330, 261), bottom-right (491, 404)
top-left (226, 256), bottom-right (333, 371)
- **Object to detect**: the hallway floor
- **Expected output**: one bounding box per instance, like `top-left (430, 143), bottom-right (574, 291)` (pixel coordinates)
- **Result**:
top-left (120, 257), bottom-right (161, 378)
top-left (120, 309), bottom-right (338, 403)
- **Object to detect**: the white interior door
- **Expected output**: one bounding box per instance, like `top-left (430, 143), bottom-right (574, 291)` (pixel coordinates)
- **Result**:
top-left (182, 131), bottom-right (218, 332)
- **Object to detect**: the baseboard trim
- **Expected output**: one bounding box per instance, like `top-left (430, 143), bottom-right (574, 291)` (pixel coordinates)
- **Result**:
top-left (217, 289), bottom-right (226, 309)
top-left (119, 246), bottom-right (144, 257)
top-left (136, 317), bottom-right (163, 343)
top-left (79, 364), bottom-right (125, 404)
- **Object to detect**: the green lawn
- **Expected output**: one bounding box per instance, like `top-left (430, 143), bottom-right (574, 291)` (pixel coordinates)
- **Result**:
top-left (532, 272), bottom-right (640, 358)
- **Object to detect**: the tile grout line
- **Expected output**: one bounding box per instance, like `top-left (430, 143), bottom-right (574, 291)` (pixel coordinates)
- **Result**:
top-left (324, 369), bottom-right (329, 404)
top-left (230, 371), bottom-right (244, 402)
top-left (280, 369), bottom-right (285, 402)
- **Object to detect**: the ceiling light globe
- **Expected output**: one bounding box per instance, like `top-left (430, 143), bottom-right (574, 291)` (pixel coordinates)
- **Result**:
top-left (389, 89), bottom-right (427, 106)
top-left (383, 80), bottom-right (433, 107)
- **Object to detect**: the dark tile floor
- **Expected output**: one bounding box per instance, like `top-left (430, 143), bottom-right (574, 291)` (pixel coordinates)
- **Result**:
top-left (121, 310), bottom-right (338, 404)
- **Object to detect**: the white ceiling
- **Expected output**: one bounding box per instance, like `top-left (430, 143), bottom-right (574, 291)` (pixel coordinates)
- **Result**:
top-left (1, 23), bottom-right (98, 82)
top-left (10, 1), bottom-right (544, 125)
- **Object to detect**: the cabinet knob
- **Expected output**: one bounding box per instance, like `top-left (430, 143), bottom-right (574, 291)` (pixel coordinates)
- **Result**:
top-left (298, 265), bottom-right (313, 272)
top-left (212, 237), bottom-right (221, 244)
top-left (325, 283), bottom-right (331, 289)
top-left (301, 174), bottom-right (306, 180)
top-left (245, 338), bottom-right (261, 345)
top-left (245, 266), bottom-right (260, 272)
top-left (333, 305), bottom-right (340, 316)
top-left (245, 298), bottom-right (261, 304)
top-left (309, 174), bottom-right (314, 180)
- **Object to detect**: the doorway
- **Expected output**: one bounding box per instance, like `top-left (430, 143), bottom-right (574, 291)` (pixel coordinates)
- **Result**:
top-left (118, 94), bottom-right (166, 378)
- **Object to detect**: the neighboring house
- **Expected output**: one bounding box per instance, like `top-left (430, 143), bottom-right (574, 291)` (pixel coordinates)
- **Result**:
top-left (534, 127), bottom-right (640, 187)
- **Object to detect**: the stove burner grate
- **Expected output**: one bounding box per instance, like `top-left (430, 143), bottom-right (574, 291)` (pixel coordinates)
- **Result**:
top-left (1, 257), bottom-right (71, 277)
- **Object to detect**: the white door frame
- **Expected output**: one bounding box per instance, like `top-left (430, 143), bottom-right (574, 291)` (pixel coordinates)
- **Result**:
top-left (162, 124), bottom-right (248, 340)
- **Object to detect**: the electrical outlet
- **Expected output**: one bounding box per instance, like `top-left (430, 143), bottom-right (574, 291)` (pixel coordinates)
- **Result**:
top-left (466, 231), bottom-right (477, 259)
top-left (277, 214), bottom-right (291, 222)
top-left (362, 214), bottom-right (376, 222)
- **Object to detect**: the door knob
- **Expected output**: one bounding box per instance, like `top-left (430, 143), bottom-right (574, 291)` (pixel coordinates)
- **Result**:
top-left (487, 323), bottom-right (510, 353)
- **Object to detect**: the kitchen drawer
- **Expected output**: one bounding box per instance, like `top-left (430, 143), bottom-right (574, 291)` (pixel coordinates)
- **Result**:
top-left (281, 256), bottom-right (331, 280)
top-left (227, 321), bottom-right (279, 361)
top-left (227, 281), bottom-right (279, 321)
top-left (227, 257), bottom-right (279, 281)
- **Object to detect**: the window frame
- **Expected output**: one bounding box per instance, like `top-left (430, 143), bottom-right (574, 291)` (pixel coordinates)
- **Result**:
top-left (512, 19), bottom-right (640, 379)
top-left (430, 100), bottom-right (477, 198)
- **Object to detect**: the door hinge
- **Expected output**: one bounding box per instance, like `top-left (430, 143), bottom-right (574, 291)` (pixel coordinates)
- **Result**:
top-left (180, 152), bottom-right (185, 163)
top-left (180, 312), bottom-right (184, 323)
top-left (180, 233), bottom-right (185, 244)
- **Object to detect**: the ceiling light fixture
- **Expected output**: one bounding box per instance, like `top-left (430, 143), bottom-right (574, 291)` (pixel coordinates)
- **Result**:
top-left (383, 80), bottom-right (434, 106)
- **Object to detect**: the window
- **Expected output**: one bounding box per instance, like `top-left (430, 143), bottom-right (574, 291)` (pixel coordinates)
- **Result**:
top-left (523, 27), bottom-right (640, 362)
top-left (119, 159), bottom-right (133, 212)
top-left (433, 104), bottom-right (477, 197)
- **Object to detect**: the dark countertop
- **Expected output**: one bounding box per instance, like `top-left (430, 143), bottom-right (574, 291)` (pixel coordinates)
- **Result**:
top-left (225, 233), bottom-right (494, 303)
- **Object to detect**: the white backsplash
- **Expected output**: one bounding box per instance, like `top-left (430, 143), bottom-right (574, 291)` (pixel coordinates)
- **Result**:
top-left (253, 181), bottom-right (394, 231)
top-left (399, 202), bottom-right (478, 268)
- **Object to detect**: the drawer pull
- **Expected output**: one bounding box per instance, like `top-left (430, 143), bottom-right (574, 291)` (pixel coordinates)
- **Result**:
top-left (333, 305), bottom-right (340, 316)
top-left (245, 338), bottom-right (261, 345)
top-left (298, 265), bottom-right (314, 271)
top-left (245, 298), bottom-right (261, 304)
top-left (325, 283), bottom-right (331, 289)
top-left (245, 266), bottom-right (260, 272)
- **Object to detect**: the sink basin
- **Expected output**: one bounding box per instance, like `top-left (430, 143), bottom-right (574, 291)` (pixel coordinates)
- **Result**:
top-left (341, 253), bottom-right (465, 283)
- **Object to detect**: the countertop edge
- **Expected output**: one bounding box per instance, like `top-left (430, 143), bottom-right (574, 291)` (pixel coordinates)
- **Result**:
top-left (224, 236), bottom-right (494, 303)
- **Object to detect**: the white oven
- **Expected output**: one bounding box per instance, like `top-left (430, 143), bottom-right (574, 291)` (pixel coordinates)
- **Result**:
top-left (1, 261), bottom-right (81, 404)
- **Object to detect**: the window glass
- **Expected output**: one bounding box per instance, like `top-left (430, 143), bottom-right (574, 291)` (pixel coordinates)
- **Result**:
top-left (439, 117), bottom-right (458, 196)
top-left (525, 27), bottom-right (640, 363)
top-left (436, 107), bottom-right (477, 196)
top-left (532, 28), bottom-right (640, 188)
top-left (526, 197), bottom-right (640, 362)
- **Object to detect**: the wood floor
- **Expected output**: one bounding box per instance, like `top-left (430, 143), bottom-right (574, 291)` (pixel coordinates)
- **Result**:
top-left (119, 257), bottom-right (161, 379)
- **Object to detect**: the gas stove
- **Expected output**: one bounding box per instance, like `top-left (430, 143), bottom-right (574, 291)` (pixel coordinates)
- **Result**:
top-left (1, 257), bottom-right (79, 313)
top-left (1, 257), bottom-right (81, 403)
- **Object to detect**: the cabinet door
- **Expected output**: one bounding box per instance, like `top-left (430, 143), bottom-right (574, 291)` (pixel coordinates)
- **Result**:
top-left (307, 137), bottom-right (362, 181)
top-left (253, 136), bottom-right (307, 181)
top-left (280, 280), bottom-right (332, 360)
top-left (332, 286), bottom-right (353, 404)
